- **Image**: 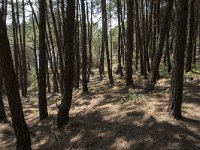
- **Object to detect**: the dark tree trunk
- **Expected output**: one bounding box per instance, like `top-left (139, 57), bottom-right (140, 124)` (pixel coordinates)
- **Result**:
top-left (141, 0), bottom-right (148, 79)
top-left (116, 0), bottom-right (123, 77)
top-left (57, 0), bottom-right (75, 129)
top-left (165, 30), bottom-right (172, 73)
top-left (169, 0), bottom-right (188, 119)
top-left (101, 0), bottom-right (113, 84)
top-left (21, 0), bottom-right (27, 97)
top-left (86, 0), bottom-right (93, 82)
top-left (38, 0), bottom-right (48, 120)
top-left (47, 15), bottom-right (59, 93)
top-left (49, 0), bottom-right (64, 93)
top-left (144, 0), bottom-right (173, 93)
top-left (11, 0), bottom-right (19, 79)
top-left (74, 0), bottom-right (80, 89)
top-left (0, 68), bottom-right (6, 122)
top-left (126, 0), bottom-right (134, 86)
top-left (135, 0), bottom-right (145, 77)
top-left (0, 11), bottom-right (31, 150)
top-left (81, 0), bottom-right (89, 93)
top-left (185, 0), bottom-right (195, 73)
top-left (32, 15), bottom-right (39, 83)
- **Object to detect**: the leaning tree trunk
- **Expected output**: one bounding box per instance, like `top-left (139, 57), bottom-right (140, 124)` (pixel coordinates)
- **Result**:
top-left (144, 0), bottom-right (174, 93)
top-left (0, 11), bottom-right (31, 150)
top-left (168, 0), bottom-right (188, 119)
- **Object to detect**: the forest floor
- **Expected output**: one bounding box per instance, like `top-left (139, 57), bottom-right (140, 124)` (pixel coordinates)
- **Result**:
top-left (0, 72), bottom-right (200, 150)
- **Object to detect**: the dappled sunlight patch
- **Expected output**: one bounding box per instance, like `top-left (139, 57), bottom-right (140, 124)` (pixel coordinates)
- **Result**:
top-left (110, 137), bottom-right (132, 149)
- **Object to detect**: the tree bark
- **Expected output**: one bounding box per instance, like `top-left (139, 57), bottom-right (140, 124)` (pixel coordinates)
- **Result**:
top-left (57, 0), bottom-right (75, 128)
top-left (126, 0), bottom-right (134, 86)
top-left (81, 0), bottom-right (89, 93)
top-left (144, 0), bottom-right (174, 93)
top-left (185, 0), bottom-right (195, 72)
top-left (38, 0), bottom-right (48, 120)
top-left (169, 0), bottom-right (188, 119)
top-left (0, 68), bottom-right (6, 122)
top-left (0, 11), bottom-right (31, 150)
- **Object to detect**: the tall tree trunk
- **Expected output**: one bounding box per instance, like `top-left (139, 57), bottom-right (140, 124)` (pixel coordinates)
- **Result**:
top-left (135, 0), bottom-right (145, 77)
top-left (126, 0), bottom-right (134, 86)
top-left (185, 0), bottom-right (195, 72)
top-left (102, 0), bottom-right (113, 84)
top-left (74, 0), bottom-right (80, 89)
top-left (11, 0), bottom-right (19, 80)
top-left (38, 0), bottom-right (48, 120)
top-left (141, 0), bottom-right (148, 79)
top-left (169, 0), bottom-right (188, 119)
top-left (144, 0), bottom-right (173, 93)
top-left (21, 0), bottom-right (27, 97)
top-left (49, 0), bottom-right (64, 93)
top-left (87, 0), bottom-right (93, 82)
top-left (32, 15), bottom-right (39, 83)
top-left (57, 0), bottom-right (75, 129)
top-left (81, 0), bottom-right (89, 93)
top-left (116, 0), bottom-right (123, 77)
top-left (0, 11), bottom-right (31, 150)
top-left (47, 15), bottom-right (59, 93)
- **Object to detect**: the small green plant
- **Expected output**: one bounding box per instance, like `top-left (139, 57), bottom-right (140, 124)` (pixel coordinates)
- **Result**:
top-left (120, 92), bottom-right (149, 104)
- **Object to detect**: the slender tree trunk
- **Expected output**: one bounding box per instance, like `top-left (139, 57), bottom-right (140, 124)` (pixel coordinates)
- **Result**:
top-left (49, 0), bottom-right (64, 94)
top-left (11, 0), bottom-right (19, 79)
top-left (81, 0), bottom-right (89, 93)
top-left (144, 0), bottom-right (174, 93)
top-left (116, 0), bottom-right (123, 77)
top-left (47, 15), bottom-right (59, 93)
top-left (38, 0), bottom-right (48, 120)
top-left (135, 0), bottom-right (145, 77)
top-left (74, 0), bottom-right (80, 89)
top-left (185, 0), bottom-right (195, 72)
top-left (126, 0), bottom-right (134, 86)
top-left (169, 0), bottom-right (188, 119)
top-left (57, 0), bottom-right (75, 129)
top-left (101, 0), bottom-right (113, 84)
top-left (32, 15), bottom-right (39, 83)
top-left (141, 0), bottom-right (148, 79)
top-left (87, 0), bottom-right (93, 82)
top-left (21, 0), bottom-right (27, 97)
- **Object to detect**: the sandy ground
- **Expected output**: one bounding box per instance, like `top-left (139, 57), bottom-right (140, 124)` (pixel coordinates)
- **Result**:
top-left (0, 74), bottom-right (200, 150)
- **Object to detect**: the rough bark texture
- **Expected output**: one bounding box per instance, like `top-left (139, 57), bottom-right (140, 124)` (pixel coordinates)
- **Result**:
top-left (0, 11), bottom-right (31, 150)
top-left (57, 0), bottom-right (75, 129)
top-left (116, 0), bottom-right (123, 77)
top-left (81, 0), bottom-right (89, 93)
top-left (144, 0), bottom-right (174, 93)
top-left (0, 68), bottom-right (6, 121)
top-left (38, 0), bottom-right (48, 120)
top-left (135, 0), bottom-right (145, 77)
top-left (185, 0), bottom-right (195, 73)
top-left (125, 0), bottom-right (134, 86)
top-left (168, 0), bottom-right (188, 119)
top-left (102, 0), bottom-right (113, 84)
